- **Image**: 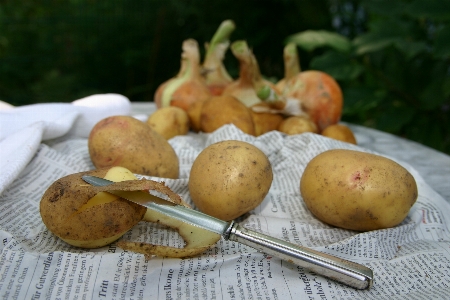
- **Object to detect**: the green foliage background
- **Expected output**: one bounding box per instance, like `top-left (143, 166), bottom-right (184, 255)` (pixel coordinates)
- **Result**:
top-left (1, 0), bottom-right (449, 154)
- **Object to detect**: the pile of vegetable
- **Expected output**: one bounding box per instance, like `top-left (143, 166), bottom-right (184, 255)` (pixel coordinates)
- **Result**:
top-left (39, 115), bottom-right (418, 256)
top-left (40, 129), bottom-right (274, 257)
top-left (152, 19), bottom-right (356, 144)
top-left (38, 20), bottom-right (419, 258)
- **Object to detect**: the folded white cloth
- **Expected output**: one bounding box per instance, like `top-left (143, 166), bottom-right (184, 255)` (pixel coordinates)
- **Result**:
top-left (0, 94), bottom-right (131, 194)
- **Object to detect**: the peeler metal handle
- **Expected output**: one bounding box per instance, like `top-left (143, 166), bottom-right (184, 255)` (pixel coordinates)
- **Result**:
top-left (225, 222), bottom-right (373, 290)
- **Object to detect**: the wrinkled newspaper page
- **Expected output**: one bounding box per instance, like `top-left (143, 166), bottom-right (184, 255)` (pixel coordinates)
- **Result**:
top-left (1, 124), bottom-right (450, 300)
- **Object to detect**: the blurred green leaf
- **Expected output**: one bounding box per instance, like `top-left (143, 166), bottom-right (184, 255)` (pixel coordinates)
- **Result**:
top-left (418, 78), bottom-right (447, 110)
top-left (362, 18), bottom-right (410, 37)
top-left (286, 30), bottom-right (351, 52)
top-left (444, 77), bottom-right (450, 98)
top-left (362, 0), bottom-right (407, 18)
top-left (404, 114), bottom-right (447, 152)
top-left (353, 19), bottom-right (412, 55)
top-left (434, 25), bottom-right (450, 58)
top-left (310, 51), bottom-right (364, 81)
top-left (354, 36), bottom-right (427, 59)
top-left (375, 103), bottom-right (416, 132)
top-left (354, 37), bottom-right (398, 55)
top-left (393, 40), bottom-right (428, 59)
top-left (406, 0), bottom-right (450, 21)
top-left (342, 86), bottom-right (384, 116)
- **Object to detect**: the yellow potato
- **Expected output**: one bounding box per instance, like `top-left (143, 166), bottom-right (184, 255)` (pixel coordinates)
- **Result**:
top-left (300, 149), bottom-right (418, 231)
top-left (186, 98), bottom-right (206, 132)
top-left (278, 116), bottom-right (318, 135)
top-left (250, 103), bottom-right (284, 136)
top-left (88, 115), bottom-right (179, 178)
top-left (146, 106), bottom-right (190, 140)
top-left (189, 140), bottom-right (273, 221)
top-left (200, 95), bottom-right (255, 135)
top-left (321, 124), bottom-right (357, 144)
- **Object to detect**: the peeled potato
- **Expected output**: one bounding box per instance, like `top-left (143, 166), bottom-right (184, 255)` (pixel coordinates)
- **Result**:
top-left (39, 168), bottom-right (146, 248)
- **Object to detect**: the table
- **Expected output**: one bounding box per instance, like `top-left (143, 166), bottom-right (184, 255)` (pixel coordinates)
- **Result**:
top-left (1, 100), bottom-right (450, 299)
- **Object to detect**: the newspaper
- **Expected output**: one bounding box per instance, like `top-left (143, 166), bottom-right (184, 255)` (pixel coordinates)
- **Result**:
top-left (1, 123), bottom-right (450, 300)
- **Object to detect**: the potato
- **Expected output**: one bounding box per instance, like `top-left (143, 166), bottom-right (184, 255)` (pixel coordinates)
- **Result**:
top-left (146, 106), bottom-right (189, 139)
top-left (300, 149), bottom-right (418, 231)
top-left (250, 103), bottom-right (284, 136)
top-left (40, 166), bottom-right (220, 255)
top-left (200, 95), bottom-right (255, 135)
top-left (186, 99), bottom-right (206, 132)
top-left (278, 116), bottom-right (318, 135)
top-left (40, 167), bottom-right (147, 248)
top-left (189, 140), bottom-right (273, 221)
top-left (321, 124), bottom-right (357, 144)
top-left (88, 115), bottom-right (179, 178)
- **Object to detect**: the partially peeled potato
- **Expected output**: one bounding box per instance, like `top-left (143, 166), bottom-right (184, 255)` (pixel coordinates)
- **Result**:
top-left (39, 167), bottom-right (145, 248)
top-left (39, 166), bottom-right (220, 257)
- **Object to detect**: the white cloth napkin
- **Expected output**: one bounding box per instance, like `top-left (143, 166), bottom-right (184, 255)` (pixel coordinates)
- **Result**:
top-left (0, 94), bottom-right (131, 194)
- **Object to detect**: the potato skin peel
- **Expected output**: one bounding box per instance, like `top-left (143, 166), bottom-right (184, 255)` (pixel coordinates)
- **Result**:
top-left (92, 179), bottom-right (184, 205)
top-left (300, 149), bottom-right (418, 231)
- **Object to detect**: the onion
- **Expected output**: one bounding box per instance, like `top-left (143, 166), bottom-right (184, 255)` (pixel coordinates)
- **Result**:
top-left (223, 40), bottom-right (282, 109)
top-left (202, 20), bottom-right (235, 96)
top-left (154, 39), bottom-right (211, 112)
top-left (282, 70), bottom-right (343, 131)
top-left (154, 58), bottom-right (186, 108)
top-left (274, 43), bottom-right (343, 131)
top-left (222, 40), bottom-right (260, 107)
top-left (276, 43), bottom-right (301, 93)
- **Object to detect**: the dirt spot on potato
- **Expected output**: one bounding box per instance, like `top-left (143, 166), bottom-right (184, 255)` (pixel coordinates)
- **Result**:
top-left (366, 210), bottom-right (378, 221)
top-left (349, 168), bottom-right (371, 190)
top-left (48, 182), bottom-right (65, 202)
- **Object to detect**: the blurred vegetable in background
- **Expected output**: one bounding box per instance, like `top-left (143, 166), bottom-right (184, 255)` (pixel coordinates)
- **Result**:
top-left (0, 0), bottom-right (448, 154)
top-left (289, 0), bottom-right (450, 153)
